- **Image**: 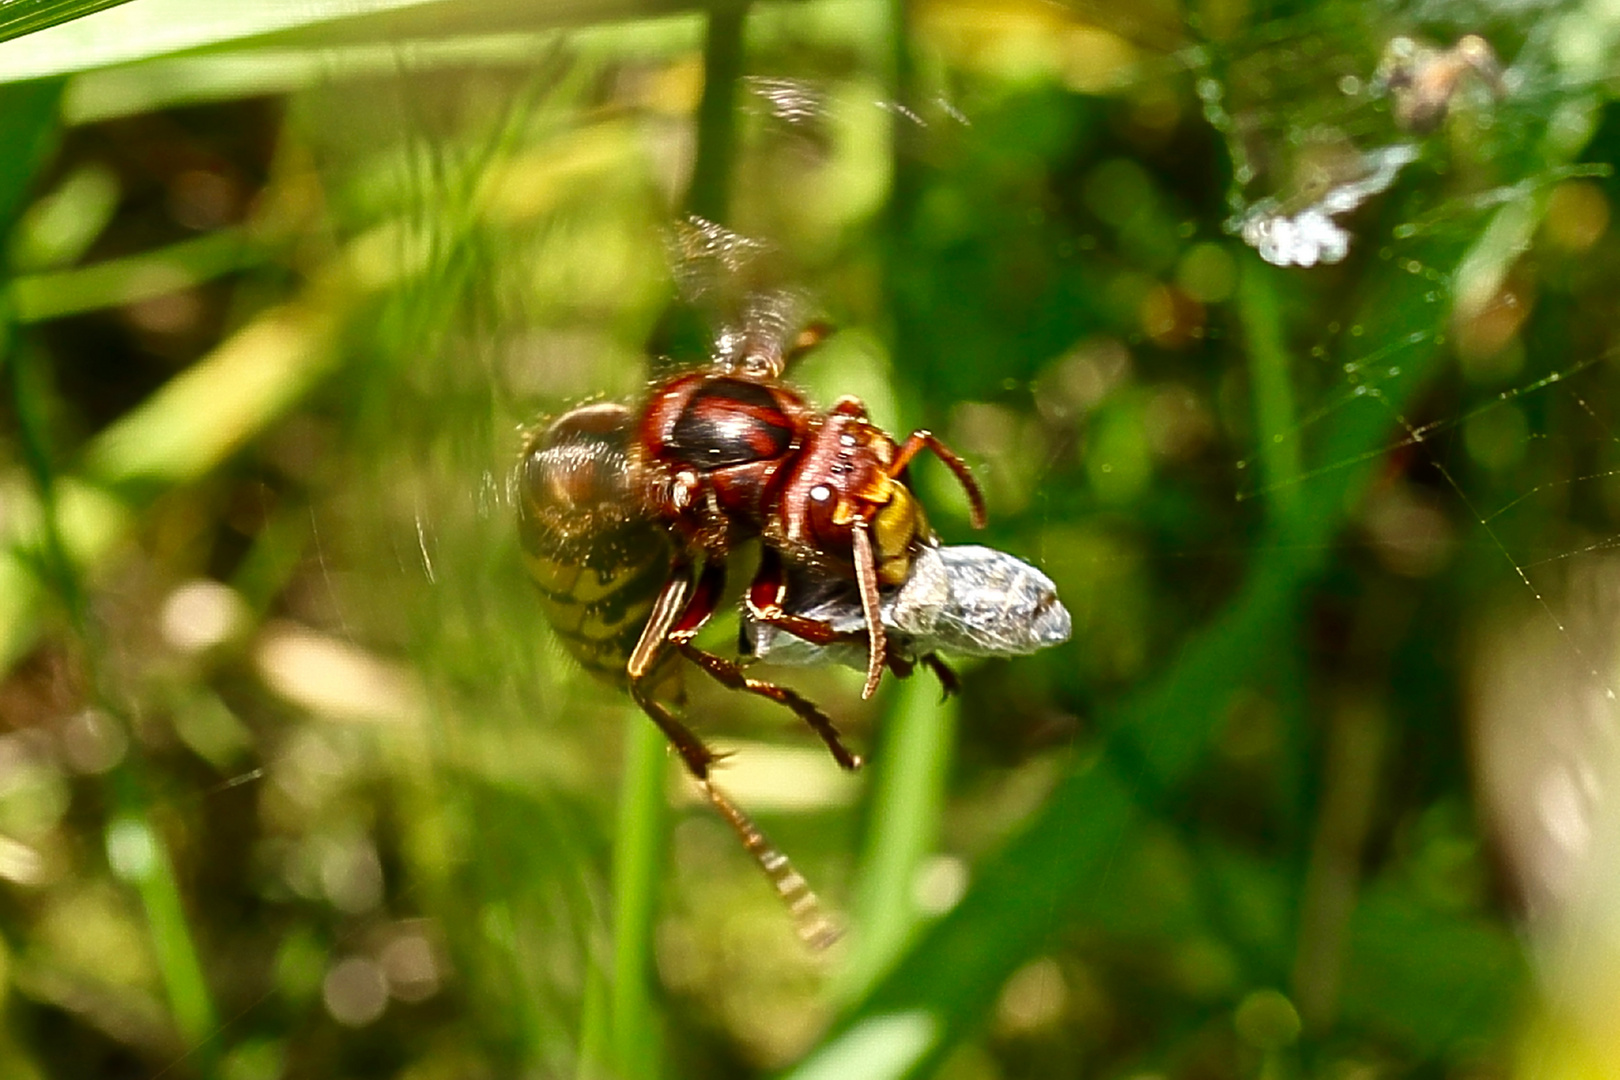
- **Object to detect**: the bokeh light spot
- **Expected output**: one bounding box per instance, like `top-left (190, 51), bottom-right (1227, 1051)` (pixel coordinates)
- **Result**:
top-left (323, 956), bottom-right (389, 1027)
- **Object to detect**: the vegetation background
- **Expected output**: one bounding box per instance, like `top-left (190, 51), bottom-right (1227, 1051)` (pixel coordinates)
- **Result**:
top-left (0, 0), bottom-right (1617, 1077)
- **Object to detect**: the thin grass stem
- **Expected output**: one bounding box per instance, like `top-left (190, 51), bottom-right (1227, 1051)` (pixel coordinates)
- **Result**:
top-left (1239, 252), bottom-right (1305, 533)
top-left (835, 674), bottom-right (957, 1004)
top-left (607, 712), bottom-right (669, 1080)
top-left (107, 807), bottom-right (221, 1073)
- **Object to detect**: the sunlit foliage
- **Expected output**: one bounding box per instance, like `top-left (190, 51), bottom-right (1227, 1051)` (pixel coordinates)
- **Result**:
top-left (1, 0), bottom-right (1618, 1078)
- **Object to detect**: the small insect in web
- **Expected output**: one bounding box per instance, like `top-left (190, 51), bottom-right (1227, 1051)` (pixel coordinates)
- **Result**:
top-left (1230, 32), bottom-right (1508, 269)
top-left (1374, 34), bottom-right (1506, 134)
top-left (514, 216), bottom-right (1068, 945)
top-left (740, 543), bottom-right (1071, 677)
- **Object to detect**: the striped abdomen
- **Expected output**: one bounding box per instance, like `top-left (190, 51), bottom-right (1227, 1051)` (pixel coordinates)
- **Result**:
top-left (516, 403), bottom-right (671, 683)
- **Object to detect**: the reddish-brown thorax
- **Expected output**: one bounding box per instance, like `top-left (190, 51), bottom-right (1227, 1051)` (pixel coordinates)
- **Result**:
top-left (636, 370), bottom-right (813, 553)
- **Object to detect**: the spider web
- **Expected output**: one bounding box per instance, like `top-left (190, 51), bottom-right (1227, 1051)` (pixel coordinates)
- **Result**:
top-left (68, 2), bottom-right (1620, 1077)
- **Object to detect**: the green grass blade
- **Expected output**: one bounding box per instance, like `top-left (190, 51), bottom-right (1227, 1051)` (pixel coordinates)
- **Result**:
top-left (0, 0), bottom-right (453, 80)
top-left (835, 676), bottom-right (957, 1005)
top-left (60, 36), bottom-right (560, 123)
top-left (106, 811), bottom-right (220, 1071)
top-left (0, 0), bottom-right (703, 84)
top-left (0, 79), bottom-right (66, 665)
top-left (10, 227), bottom-right (261, 321)
top-left (0, 0), bottom-right (135, 46)
top-left (1238, 252), bottom-right (1304, 531)
top-left (604, 715), bottom-right (668, 1080)
top-left (82, 301), bottom-right (339, 490)
top-left (0, 79), bottom-right (61, 230)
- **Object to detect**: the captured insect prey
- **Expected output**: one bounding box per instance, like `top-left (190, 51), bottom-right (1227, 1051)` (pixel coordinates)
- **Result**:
top-left (515, 215), bottom-right (1063, 946)
top-left (1375, 33), bottom-right (1506, 134)
top-left (740, 544), bottom-right (1071, 672)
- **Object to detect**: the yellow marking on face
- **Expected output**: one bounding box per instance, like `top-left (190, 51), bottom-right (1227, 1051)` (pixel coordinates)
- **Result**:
top-left (872, 483), bottom-right (918, 562)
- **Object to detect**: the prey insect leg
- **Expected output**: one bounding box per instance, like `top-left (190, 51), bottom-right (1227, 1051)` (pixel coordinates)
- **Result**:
top-left (671, 559), bottom-right (864, 770)
top-left (745, 548), bottom-right (874, 647)
top-left (884, 652), bottom-right (960, 700)
top-left (677, 643), bottom-right (863, 770)
top-left (747, 546), bottom-right (900, 700)
top-left (921, 653), bottom-right (961, 698)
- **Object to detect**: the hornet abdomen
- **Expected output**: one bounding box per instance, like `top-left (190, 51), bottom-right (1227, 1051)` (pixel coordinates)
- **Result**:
top-left (516, 403), bottom-right (671, 683)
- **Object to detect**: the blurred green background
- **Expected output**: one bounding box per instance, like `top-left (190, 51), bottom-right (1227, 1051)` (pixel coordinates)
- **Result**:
top-left (2, 0), bottom-right (1619, 1077)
